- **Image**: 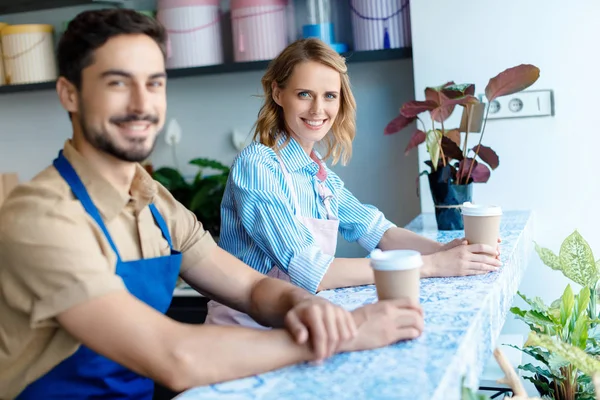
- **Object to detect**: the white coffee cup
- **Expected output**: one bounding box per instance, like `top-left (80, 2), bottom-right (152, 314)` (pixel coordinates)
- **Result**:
top-left (369, 249), bottom-right (422, 303)
top-left (461, 202), bottom-right (502, 248)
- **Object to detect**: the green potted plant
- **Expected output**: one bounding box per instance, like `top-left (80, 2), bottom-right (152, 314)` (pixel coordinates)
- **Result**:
top-left (384, 64), bottom-right (540, 230)
top-left (461, 335), bottom-right (600, 399)
top-left (506, 231), bottom-right (600, 399)
top-left (153, 158), bottom-right (230, 239)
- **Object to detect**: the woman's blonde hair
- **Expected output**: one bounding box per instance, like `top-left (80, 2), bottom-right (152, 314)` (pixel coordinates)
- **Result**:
top-left (252, 38), bottom-right (357, 165)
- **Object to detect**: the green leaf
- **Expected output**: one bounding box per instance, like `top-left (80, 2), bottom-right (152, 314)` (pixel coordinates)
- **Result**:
top-left (153, 167), bottom-right (188, 190)
top-left (560, 284), bottom-right (575, 340)
top-left (518, 291), bottom-right (550, 313)
top-left (425, 130), bottom-right (442, 171)
top-left (526, 331), bottom-right (600, 377)
top-left (561, 284), bottom-right (575, 326)
top-left (510, 307), bottom-right (526, 320)
top-left (577, 286), bottom-right (592, 319)
top-left (523, 375), bottom-right (554, 397)
top-left (551, 297), bottom-right (562, 309)
top-left (559, 230), bottom-right (598, 287)
top-left (516, 310), bottom-right (556, 335)
top-left (572, 313), bottom-right (589, 349)
top-left (507, 344), bottom-right (550, 365)
top-left (189, 158), bottom-right (230, 172)
top-left (519, 363), bottom-right (558, 380)
top-left (547, 352), bottom-right (570, 372)
top-left (535, 241), bottom-right (561, 270)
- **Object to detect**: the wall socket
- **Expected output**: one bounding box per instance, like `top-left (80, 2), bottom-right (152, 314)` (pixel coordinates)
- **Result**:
top-left (478, 89), bottom-right (554, 120)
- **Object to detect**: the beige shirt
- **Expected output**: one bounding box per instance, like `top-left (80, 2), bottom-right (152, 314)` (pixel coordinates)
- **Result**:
top-left (0, 141), bottom-right (216, 399)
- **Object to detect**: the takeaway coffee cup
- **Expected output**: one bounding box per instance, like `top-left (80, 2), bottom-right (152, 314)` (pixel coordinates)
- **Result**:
top-left (461, 202), bottom-right (502, 248)
top-left (369, 249), bottom-right (422, 303)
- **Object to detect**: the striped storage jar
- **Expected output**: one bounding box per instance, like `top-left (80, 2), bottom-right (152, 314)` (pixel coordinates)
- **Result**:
top-left (157, 0), bottom-right (223, 69)
top-left (350, 0), bottom-right (412, 51)
top-left (1, 24), bottom-right (57, 85)
top-left (231, 0), bottom-right (289, 62)
top-left (0, 23), bottom-right (6, 85)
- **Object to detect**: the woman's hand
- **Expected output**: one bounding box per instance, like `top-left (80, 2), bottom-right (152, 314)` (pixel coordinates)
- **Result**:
top-left (423, 242), bottom-right (502, 277)
top-left (437, 237), bottom-right (502, 259)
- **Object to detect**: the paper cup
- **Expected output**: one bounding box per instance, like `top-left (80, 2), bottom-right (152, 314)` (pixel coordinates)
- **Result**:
top-left (370, 249), bottom-right (422, 303)
top-left (461, 202), bottom-right (502, 248)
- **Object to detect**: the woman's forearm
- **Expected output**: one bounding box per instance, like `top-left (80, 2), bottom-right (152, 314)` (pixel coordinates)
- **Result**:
top-left (377, 227), bottom-right (443, 255)
top-left (318, 258), bottom-right (374, 291)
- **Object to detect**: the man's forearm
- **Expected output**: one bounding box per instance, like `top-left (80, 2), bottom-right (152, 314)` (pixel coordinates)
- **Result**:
top-left (169, 323), bottom-right (312, 391)
top-left (378, 227), bottom-right (443, 255)
top-left (248, 277), bottom-right (313, 327)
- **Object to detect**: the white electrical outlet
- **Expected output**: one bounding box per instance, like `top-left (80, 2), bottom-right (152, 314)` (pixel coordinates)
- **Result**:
top-left (231, 129), bottom-right (252, 152)
top-left (478, 89), bottom-right (554, 120)
top-left (165, 118), bottom-right (182, 146)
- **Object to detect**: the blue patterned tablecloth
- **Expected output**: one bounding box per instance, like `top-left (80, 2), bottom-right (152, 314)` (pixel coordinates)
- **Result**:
top-left (175, 211), bottom-right (533, 400)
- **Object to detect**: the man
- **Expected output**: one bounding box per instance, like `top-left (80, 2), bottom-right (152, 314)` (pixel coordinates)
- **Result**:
top-left (0, 9), bottom-right (424, 400)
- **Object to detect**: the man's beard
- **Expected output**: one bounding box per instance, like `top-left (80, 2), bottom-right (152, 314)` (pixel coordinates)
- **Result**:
top-left (78, 105), bottom-right (160, 163)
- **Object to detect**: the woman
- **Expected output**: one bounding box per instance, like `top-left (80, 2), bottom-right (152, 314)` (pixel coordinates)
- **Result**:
top-left (205, 38), bottom-right (501, 328)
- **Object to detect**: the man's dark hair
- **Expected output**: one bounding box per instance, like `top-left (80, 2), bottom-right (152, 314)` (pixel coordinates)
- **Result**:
top-left (57, 9), bottom-right (168, 89)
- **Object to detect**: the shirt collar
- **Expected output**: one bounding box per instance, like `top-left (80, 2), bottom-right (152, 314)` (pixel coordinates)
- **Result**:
top-left (61, 140), bottom-right (158, 221)
top-left (277, 136), bottom-right (319, 175)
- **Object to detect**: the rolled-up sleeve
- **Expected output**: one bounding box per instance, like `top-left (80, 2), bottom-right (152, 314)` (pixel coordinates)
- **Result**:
top-left (334, 178), bottom-right (396, 252)
top-left (229, 156), bottom-right (333, 294)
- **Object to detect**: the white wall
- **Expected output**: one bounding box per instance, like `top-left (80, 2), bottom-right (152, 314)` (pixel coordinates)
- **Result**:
top-left (410, 0), bottom-right (600, 332)
top-left (0, 2), bottom-right (419, 258)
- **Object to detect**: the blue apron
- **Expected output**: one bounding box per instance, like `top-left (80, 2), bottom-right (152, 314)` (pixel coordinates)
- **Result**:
top-left (17, 150), bottom-right (182, 400)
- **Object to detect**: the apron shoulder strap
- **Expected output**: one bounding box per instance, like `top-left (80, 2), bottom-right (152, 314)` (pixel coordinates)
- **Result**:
top-left (148, 203), bottom-right (174, 249)
top-left (53, 150), bottom-right (122, 261)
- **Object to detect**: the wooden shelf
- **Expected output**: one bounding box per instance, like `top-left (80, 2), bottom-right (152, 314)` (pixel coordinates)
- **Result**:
top-left (0, 0), bottom-right (125, 15)
top-left (0, 47), bottom-right (412, 95)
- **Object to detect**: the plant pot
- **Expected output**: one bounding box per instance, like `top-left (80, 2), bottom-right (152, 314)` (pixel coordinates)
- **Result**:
top-left (427, 165), bottom-right (473, 231)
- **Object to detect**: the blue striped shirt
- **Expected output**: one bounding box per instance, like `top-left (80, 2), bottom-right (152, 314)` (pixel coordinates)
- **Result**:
top-left (219, 137), bottom-right (396, 294)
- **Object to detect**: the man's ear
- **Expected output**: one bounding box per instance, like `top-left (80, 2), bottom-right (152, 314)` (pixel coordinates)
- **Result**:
top-left (272, 81), bottom-right (282, 106)
top-left (56, 77), bottom-right (79, 114)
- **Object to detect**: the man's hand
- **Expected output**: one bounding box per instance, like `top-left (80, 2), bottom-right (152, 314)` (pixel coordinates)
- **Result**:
top-left (340, 299), bottom-right (424, 353)
top-left (284, 297), bottom-right (357, 361)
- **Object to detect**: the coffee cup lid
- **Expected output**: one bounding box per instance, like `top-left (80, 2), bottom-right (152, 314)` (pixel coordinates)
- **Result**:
top-left (369, 249), bottom-right (423, 271)
top-left (461, 202), bottom-right (502, 217)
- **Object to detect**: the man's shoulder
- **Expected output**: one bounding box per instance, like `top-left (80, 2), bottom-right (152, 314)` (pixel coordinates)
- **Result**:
top-left (0, 165), bottom-right (84, 239)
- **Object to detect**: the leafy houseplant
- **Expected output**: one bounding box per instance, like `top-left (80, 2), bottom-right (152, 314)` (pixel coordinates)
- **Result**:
top-left (461, 335), bottom-right (600, 400)
top-left (507, 231), bottom-right (600, 399)
top-left (153, 158), bottom-right (230, 239)
top-left (384, 65), bottom-right (540, 230)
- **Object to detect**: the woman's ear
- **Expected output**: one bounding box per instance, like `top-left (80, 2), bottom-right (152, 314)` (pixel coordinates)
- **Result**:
top-left (56, 77), bottom-right (79, 114)
top-left (271, 81), bottom-right (282, 106)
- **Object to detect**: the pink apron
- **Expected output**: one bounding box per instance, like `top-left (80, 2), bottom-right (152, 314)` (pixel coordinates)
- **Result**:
top-left (205, 155), bottom-right (339, 328)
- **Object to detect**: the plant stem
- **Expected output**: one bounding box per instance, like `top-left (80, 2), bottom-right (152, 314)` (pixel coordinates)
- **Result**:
top-left (459, 106), bottom-right (472, 185)
top-left (439, 119), bottom-right (447, 167)
top-left (465, 103), bottom-right (490, 184)
top-left (462, 106), bottom-right (471, 158)
top-left (590, 286), bottom-right (598, 326)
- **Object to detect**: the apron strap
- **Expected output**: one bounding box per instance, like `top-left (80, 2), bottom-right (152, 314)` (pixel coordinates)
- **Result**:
top-left (148, 203), bottom-right (174, 249)
top-left (316, 182), bottom-right (337, 221)
top-left (276, 153), bottom-right (337, 221)
top-left (53, 150), bottom-right (122, 261)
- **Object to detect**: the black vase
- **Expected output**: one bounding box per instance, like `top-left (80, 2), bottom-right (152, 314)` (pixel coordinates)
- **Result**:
top-left (427, 165), bottom-right (473, 231)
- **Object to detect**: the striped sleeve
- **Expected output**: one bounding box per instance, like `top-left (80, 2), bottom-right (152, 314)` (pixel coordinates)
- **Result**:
top-left (332, 173), bottom-right (396, 251)
top-left (228, 153), bottom-right (333, 294)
